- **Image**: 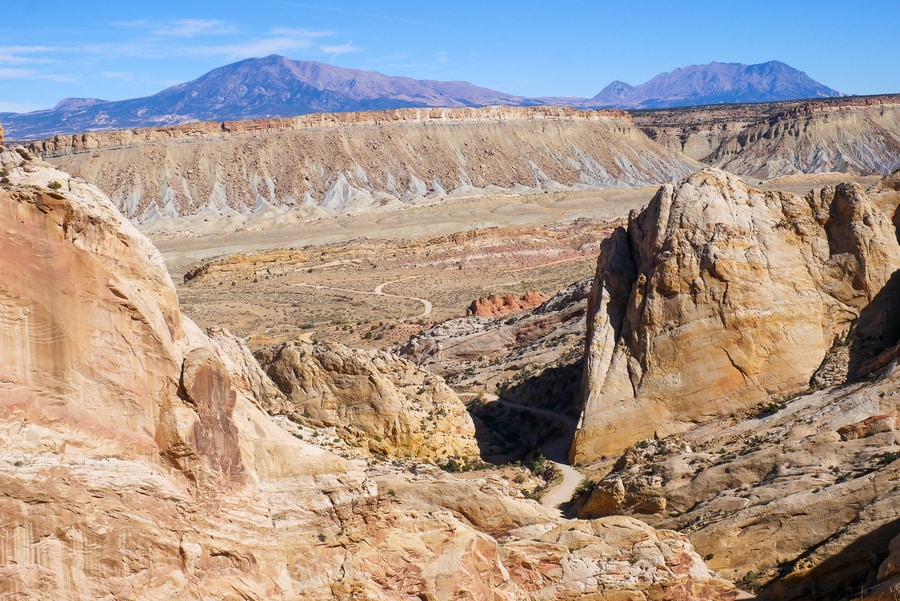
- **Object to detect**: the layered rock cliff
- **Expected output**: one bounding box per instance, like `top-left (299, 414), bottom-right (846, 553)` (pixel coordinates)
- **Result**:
top-left (0, 150), bottom-right (738, 599)
top-left (636, 94), bottom-right (900, 177)
top-left (573, 168), bottom-right (900, 463)
top-left (26, 106), bottom-right (700, 222)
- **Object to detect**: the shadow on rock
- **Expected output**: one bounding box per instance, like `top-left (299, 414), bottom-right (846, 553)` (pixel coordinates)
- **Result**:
top-left (849, 269), bottom-right (900, 379)
top-left (762, 517), bottom-right (900, 601)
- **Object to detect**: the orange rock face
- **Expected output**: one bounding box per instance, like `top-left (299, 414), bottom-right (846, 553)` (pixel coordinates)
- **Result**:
top-left (466, 291), bottom-right (550, 317)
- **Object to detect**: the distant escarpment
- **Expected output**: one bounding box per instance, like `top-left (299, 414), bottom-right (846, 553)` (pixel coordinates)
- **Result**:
top-left (26, 106), bottom-right (700, 222)
top-left (573, 168), bottom-right (900, 463)
top-left (636, 94), bottom-right (900, 177)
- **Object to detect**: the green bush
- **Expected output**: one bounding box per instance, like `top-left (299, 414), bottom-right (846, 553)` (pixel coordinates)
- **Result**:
top-left (47, 181), bottom-right (62, 190)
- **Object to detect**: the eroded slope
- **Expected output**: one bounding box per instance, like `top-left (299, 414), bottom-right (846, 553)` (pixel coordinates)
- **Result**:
top-left (28, 106), bottom-right (699, 222)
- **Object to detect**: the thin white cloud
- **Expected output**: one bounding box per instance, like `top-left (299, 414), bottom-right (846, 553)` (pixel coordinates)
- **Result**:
top-left (0, 45), bottom-right (58, 65)
top-left (435, 50), bottom-right (449, 64)
top-left (0, 67), bottom-right (74, 83)
top-left (283, 3), bottom-right (439, 28)
top-left (154, 19), bottom-right (237, 38)
top-left (99, 71), bottom-right (136, 82)
top-left (270, 27), bottom-right (333, 39)
top-left (0, 67), bottom-right (35, 78)
top-left (321, 39), bottom-right (359, 55)
top-left (191, 37), bottom-right (315, 59)
top-left (188, 29), bottom-right (335, 59)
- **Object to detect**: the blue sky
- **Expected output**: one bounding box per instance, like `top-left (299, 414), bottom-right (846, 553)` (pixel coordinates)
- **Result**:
top-left (1, 0), bottom-right (898, 113)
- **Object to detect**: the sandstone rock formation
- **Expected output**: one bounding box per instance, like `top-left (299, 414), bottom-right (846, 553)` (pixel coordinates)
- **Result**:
top-left (256, 340), bottom-right (480, 461)
top-left (28, 106), bottom-right (700, 222)
top-left (573, 168), bottom-right (900, 463)
top-left (0, 148), bottom-right (739, 599)
top-left (870, 167), bottom-right (900, 243)
top-left (571, 351), bottom-right (900, 599)
top-left (466, 291), bottom-right (550, 317)
top-left (0, 120), bottom-right (4, 146)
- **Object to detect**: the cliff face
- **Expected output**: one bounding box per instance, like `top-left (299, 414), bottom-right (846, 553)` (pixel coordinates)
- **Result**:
top-left (636, 95), bottom-right (900, 176)
top-left (573, 168), bottom-right (900, 463)
top-left (26, 106), bottom-right (700, 222)
top-left (0, 150), bottom-right (738, 600)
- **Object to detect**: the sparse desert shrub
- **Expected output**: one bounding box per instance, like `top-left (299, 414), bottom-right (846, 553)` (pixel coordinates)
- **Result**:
top-left (573, 478), bottom-right (597, 497)
top-left (530, 454), bottom-right (548, 477)
top-left (739, 570), bottom-right (762, 593)
top-left (441, 457), bottom-right (463, 473)
top-left (47, 180), bottom-right (62, 190)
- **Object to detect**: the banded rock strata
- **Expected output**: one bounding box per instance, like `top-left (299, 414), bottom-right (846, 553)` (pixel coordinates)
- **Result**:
top-left (27, 106), bottom-right (700, 222)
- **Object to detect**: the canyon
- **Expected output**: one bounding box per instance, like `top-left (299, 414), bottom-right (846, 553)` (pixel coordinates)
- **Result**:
top-left (0, 144), bottom-right (742, 600)
top-left (2, 86), bottom-right (900, 601)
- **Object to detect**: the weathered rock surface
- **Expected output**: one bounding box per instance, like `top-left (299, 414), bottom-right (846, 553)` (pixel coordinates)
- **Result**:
top-left (27, 106), bottom-right (700, 222)
top-left (712, 101), bottom-right (900, 179)
top-left (572, 354), bottom-right (900, 600)
top-left (256, 340), bottom-right (480, 461)
top-left (0, 150), bottom-right (739, 599)
top-left (574, 168), bottom-right (900, 462)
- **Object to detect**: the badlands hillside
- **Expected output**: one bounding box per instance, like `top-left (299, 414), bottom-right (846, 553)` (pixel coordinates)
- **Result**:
top-left (26, 106), bottom-right (699, 224)
top-left (19, 96), bottom-right (900, 230)
top-left (636, 93), bottom-right (900, 177)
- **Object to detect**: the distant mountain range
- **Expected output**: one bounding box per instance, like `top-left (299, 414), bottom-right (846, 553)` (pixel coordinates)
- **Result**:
top-left (0, 56), bottom-right (842, 140)
top-left (589, 61), bottom-right (841, 109)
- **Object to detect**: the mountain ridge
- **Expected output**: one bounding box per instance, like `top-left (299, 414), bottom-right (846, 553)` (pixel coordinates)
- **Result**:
top-left (1, 56), bottom-right (844, 140)
top-left (589, 60), bottom-right (841, 108)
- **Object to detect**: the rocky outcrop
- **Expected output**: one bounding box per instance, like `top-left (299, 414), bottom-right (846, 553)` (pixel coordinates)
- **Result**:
top-left (466, 291), bottom-right (550, 317)
top-left (573, 169), bottom-right (900, 463)
top-left (257, 340), bottom-right (480, 461)
top-left (0, 149), bottom-right (739, 600)
top-left (571, 356), bottom-right (900, 599)
top-left (869, 167), bottom-right (900, 244)
top-left (29, 106), bottom-right (700, 222)
top-left (0, 120), bottom-right (4, 146)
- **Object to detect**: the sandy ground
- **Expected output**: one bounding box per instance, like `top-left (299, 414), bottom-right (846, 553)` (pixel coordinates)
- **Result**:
top-left (151, 187), bottom-right (656, 279)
